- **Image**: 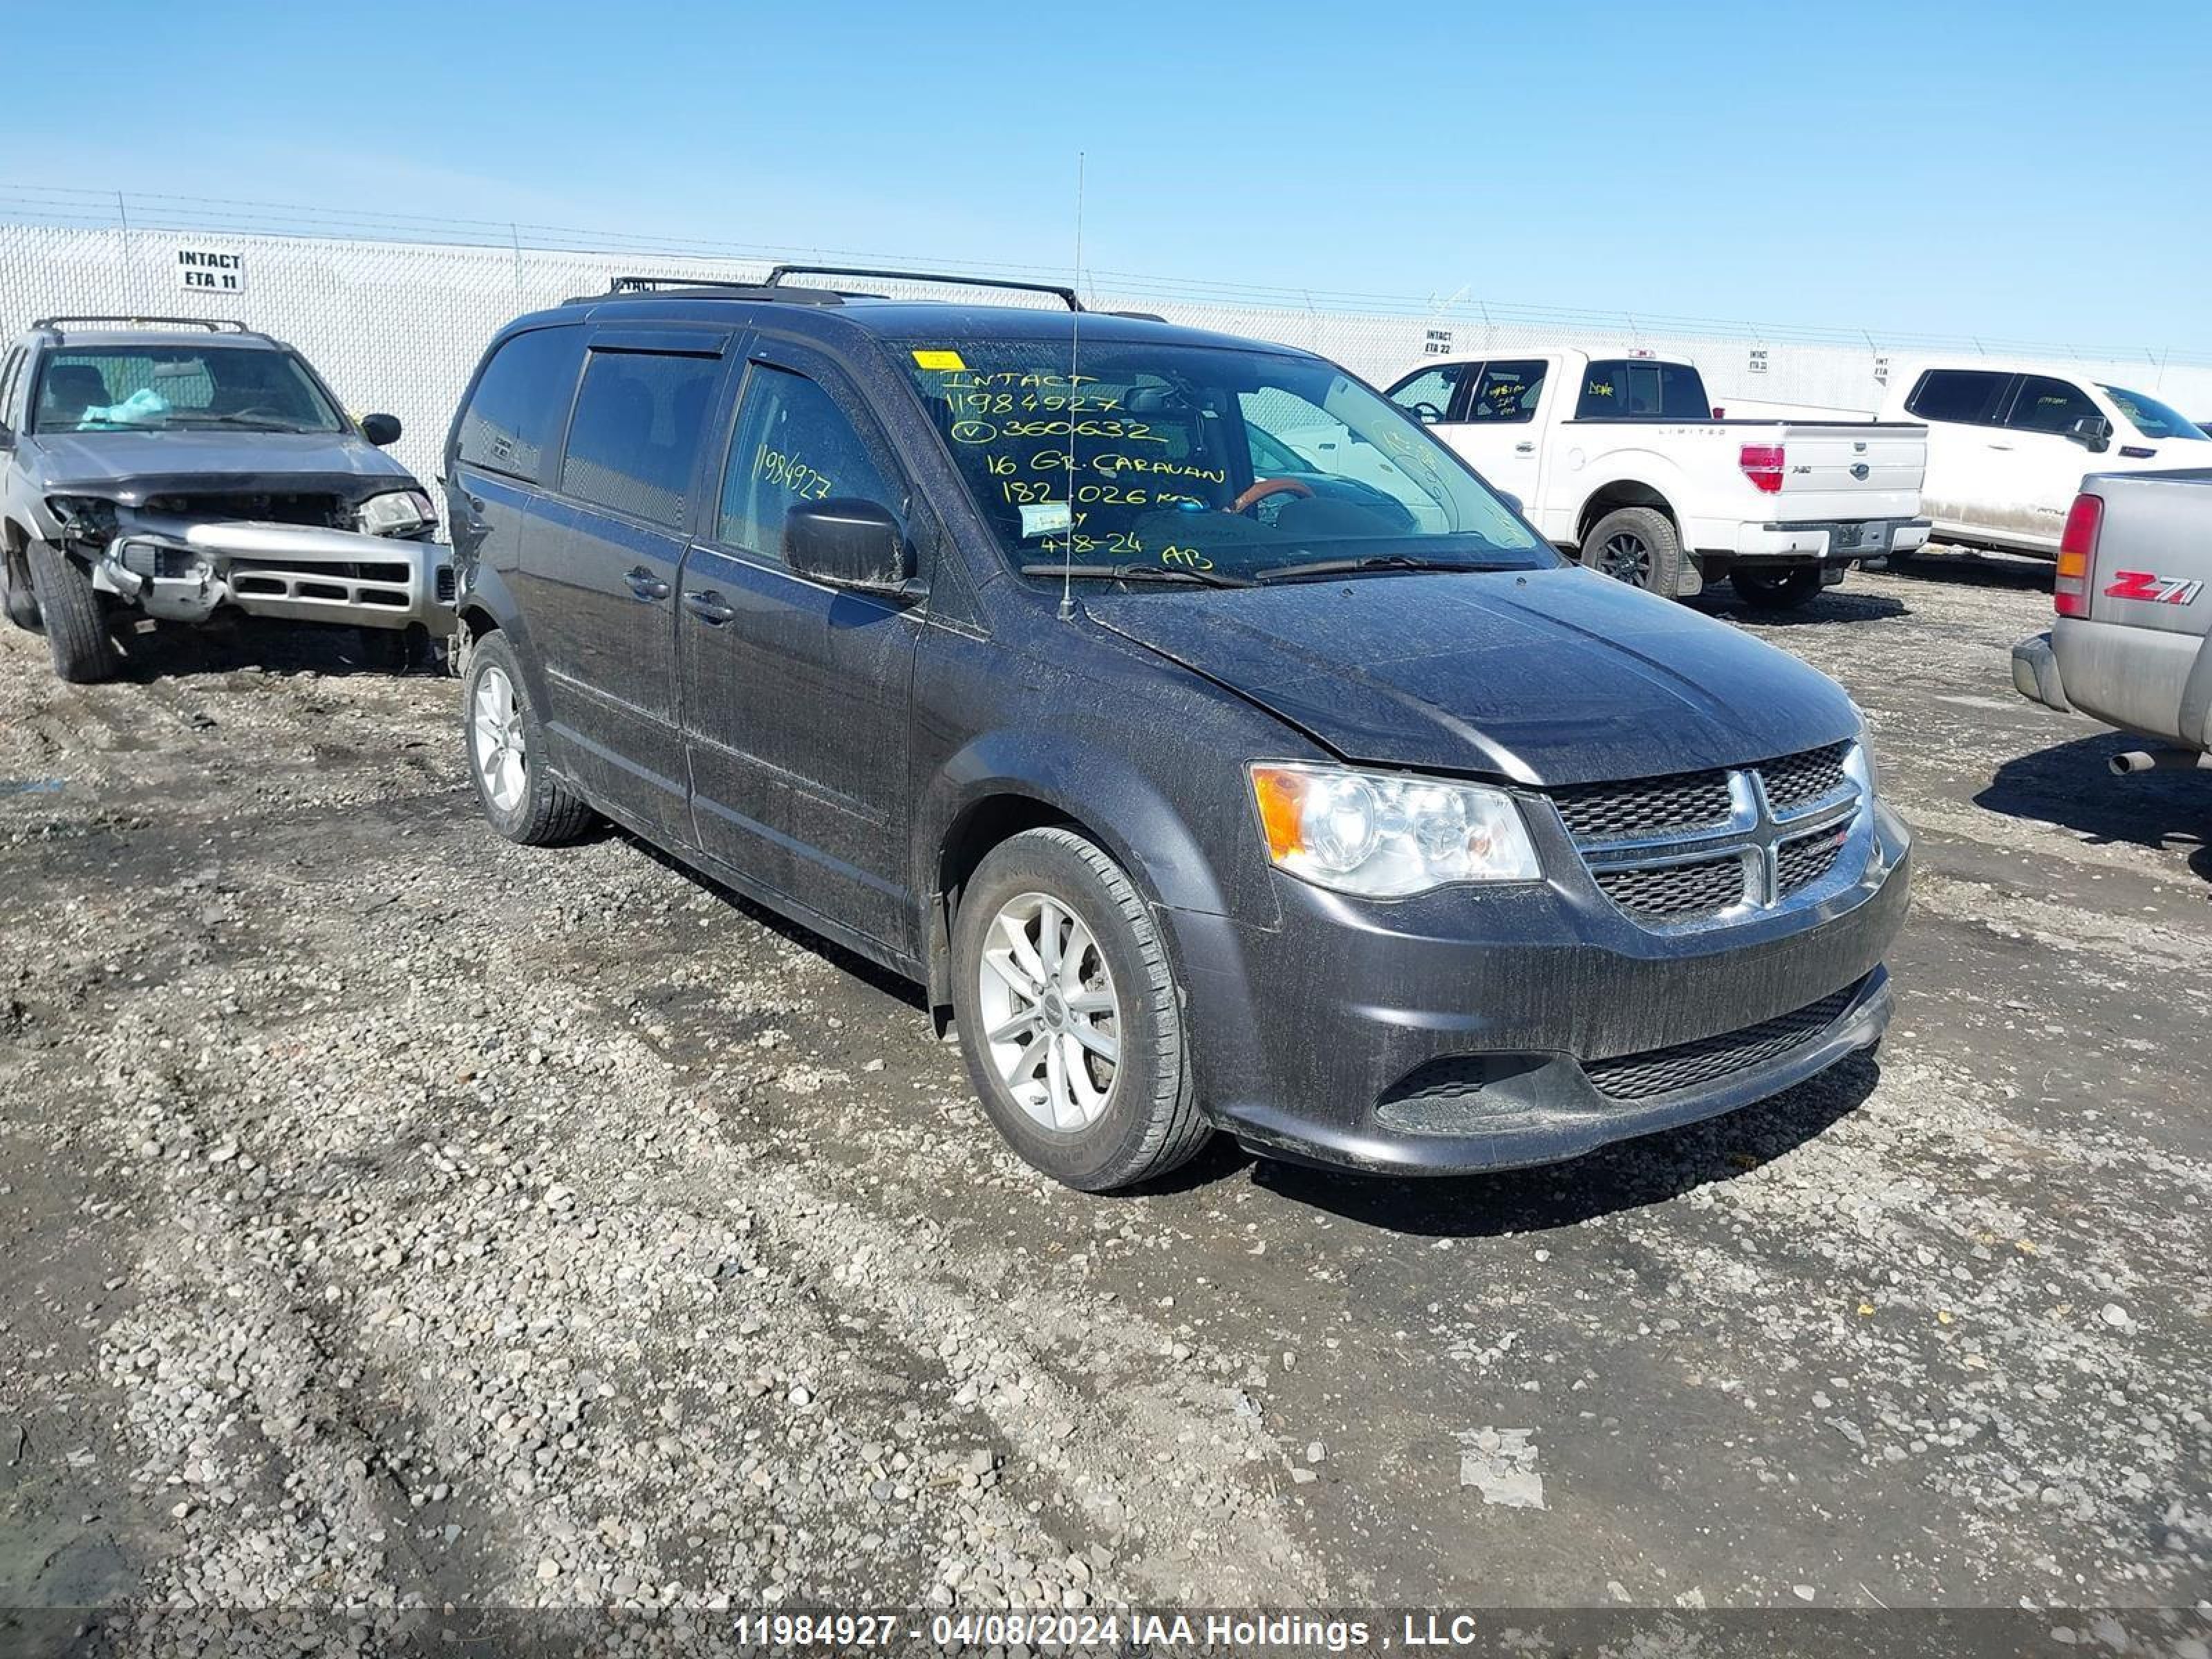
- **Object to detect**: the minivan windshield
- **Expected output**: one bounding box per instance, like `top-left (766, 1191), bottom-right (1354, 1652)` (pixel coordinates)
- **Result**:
top-left (899, 338), bottom-right (1554, 583)
top-left (2099, 384), bottom-right (2209, 442)
top-left (30, 346), bottom-right (346, 435)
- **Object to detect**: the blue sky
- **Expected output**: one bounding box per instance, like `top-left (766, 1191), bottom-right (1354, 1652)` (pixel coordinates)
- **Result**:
top-left (10, 0), bottom-right (2205, 352)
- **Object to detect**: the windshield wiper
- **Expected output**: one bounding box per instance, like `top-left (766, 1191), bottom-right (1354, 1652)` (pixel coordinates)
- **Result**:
top-left (1255, 554), bottom-right (1517, 583)
top-left (170, 414), bottom-right (314, 431)
top-left (1020, 561), bottom-right (1256, 589)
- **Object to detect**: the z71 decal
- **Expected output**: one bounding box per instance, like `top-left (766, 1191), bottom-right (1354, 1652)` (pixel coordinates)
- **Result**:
top-left (2103, 570), bottom-right (2206, 606)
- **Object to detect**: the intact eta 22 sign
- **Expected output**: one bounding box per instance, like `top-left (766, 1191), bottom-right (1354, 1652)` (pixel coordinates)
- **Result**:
top-left (175, 247), bottom-right (246, 294)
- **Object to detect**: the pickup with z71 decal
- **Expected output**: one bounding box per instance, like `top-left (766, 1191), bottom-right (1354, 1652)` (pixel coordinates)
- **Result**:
top-left (2104, 570), bottom-right (2205, 606)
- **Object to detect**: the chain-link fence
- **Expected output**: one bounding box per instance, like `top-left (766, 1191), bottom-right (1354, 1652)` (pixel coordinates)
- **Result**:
top-left (4, 196), bottom-right (2207, 491)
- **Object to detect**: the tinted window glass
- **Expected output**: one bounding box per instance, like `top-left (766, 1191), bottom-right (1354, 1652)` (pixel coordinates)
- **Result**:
top-left (1468, 359), bottom-right (1546, 423)
top-left (718, 366), bottom-right (899, 563)
top-left (1905, 368), bottom-right (2009, 425)
top-left (1575, 360), bottom-right (1708, 420)
top-left (2005, 375), bottom-right (2102, 435)
top-left (457, 326), bottom-right (582, 482)
top-left (559, 350), bottom-right (722, 527)
top-left (1387, 363), bottom-right (1466, 420)
top-left (2099, 384), bottom-right (2207, 441)
top-left (0, 350), bottom-right (21, 424)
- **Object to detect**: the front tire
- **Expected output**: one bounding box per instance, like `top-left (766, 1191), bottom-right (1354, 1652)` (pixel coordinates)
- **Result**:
top-left (462, 630), bottom-right (596, 845)
top-left (26, 540), bottom-right (115, 683)
top-left (1730, 566), bottom-right (1824, 610)
top-left (1580, 506), bottom-right (1685, 597)
top-left (2, 547), bottom-right (41, 633)
top-left (953, 828), bottom-right (1210, 1192)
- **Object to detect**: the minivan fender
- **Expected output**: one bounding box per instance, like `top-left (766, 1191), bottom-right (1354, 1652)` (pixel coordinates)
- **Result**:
top-left (455, 562), bottom-right (559, 716)
top-left (917, 730), bottom-right (1250, 924)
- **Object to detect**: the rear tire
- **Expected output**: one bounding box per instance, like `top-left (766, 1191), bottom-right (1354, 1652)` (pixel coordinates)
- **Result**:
top-left (26, 539), bottom-right (115, 683)
top-left (953, 827), bottom-right (1210, 1192)
top-left (462, 630), bottom-right (596, 845)
top-left (1731, 567), bottom-right (1824, 611)
top-left (1580, 506), bottom-right (1685, 597)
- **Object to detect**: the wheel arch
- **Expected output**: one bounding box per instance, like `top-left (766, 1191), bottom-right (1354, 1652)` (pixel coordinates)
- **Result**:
top-left (1575, 480), bottom-right (1680, 545)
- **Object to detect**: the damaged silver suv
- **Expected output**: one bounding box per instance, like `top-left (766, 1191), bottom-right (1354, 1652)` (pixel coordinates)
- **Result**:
top-left (0, 317), bottom-right (452, 682)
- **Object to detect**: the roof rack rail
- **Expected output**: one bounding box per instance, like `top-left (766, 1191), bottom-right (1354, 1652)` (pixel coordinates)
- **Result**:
top-left (566, 274), bottom-right (845, 306)
top-left (765, 265), bottom-right (1083, 312)
top-left (32, 315), bottom-right (254, 333)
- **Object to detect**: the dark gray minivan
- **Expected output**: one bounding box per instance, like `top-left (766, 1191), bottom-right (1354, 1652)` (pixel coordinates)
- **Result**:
top-left (444, 268), bottom-right (1910, 1192)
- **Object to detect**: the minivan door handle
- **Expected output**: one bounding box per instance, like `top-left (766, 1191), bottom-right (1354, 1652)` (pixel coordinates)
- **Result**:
top-left (1514, 440), bottom-right (1536, 453)
top-left (683, 588), bottom-right (735, 626)
top-left (626, 566), bottom-right (671, 602)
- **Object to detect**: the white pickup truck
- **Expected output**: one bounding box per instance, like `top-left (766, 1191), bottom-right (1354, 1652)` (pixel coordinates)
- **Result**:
top-left (1384, 350), bottom-right (1930, 608)
top-left (1877, 359), bottom-right (2211, 556)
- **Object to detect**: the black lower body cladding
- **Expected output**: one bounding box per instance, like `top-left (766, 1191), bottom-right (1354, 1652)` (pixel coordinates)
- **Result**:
top-left (1161, 807), bottom-right (1912, 1176)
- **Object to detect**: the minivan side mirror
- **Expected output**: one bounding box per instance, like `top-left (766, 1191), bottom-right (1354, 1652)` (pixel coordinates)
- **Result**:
top-left (360, 412), bottom-right (403, 447)
top-left (2068, 414), bottom-right (2112, 452)
top-left (786, 498), bottom-right (916, 595)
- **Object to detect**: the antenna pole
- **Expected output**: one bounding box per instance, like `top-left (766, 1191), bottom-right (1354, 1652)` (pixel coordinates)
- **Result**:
top-left (1060, 152), bottom-right (1085, 623)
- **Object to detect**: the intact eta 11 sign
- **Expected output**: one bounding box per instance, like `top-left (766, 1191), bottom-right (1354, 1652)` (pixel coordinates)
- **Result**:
top-left (175, 247), bottom-right (246, 294)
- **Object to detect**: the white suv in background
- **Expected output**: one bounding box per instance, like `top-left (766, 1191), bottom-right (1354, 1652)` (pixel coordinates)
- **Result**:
top-left (1877, 362), bottom-right (2211, 556)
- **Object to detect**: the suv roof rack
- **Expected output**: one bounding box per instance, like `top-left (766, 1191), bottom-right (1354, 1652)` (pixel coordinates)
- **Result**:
top-left (765, 265), bottom-right (1083, 312)
top-left (565, 274), bottom-right (847, 306)
top-left (32, 315), bottom-right (255, 333)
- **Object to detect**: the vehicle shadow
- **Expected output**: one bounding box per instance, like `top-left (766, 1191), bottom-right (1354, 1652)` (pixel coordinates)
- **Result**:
top-left (102, 619), bottom-right (432, 681)
top-left (1695, 587), bottom-right (1908, 626)
top-left (1976, 731), bottom-right (2211, 880)
top-left (620, 834), bottom-right (930, 1013)
top-left (1244, 1053), bottom-right (1880, 1238)
top-left (1884, 545), bottom-right (2053, 592)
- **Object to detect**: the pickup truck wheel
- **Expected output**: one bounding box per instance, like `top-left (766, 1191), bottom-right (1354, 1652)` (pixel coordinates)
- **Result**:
top-left (1730, 567), bottom-right (1824, 610)
top-left (1581, 507), bottom-right (1684, 595)
top-left (26, 540), bottom-right (116, 683)
top-left (462, 632), bottom-right (597, 846)
top-left (2, 548), bottom-right (41, 633)
top-left (953, 828), bottom-right (1210, 1192)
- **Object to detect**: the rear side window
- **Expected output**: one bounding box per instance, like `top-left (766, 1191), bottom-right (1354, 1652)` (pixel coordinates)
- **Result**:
top-left (560, 350), bottom-right (723, 527)
top-left (1904, 368), bottom-right (2010, 425)
top-left (456, 327), bottom-right (582, 483)
top-left (1387, 364), bottom-right (1467, 420)
top-left (1468, 359), bottom-right (1546, 423)
top-left (1576, 360), bottom-right (1708, 420)
top-left (716, 365), bottom-right (899, 565)
top-left (2005, 375), bottom-right (2100, 435)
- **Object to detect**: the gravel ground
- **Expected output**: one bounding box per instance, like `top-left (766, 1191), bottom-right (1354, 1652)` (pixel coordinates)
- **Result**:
top-left (1, 554), bottom-right (2206, 1629)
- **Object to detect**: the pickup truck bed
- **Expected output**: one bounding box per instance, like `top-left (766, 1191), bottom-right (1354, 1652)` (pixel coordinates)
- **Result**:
top-left (2013, 467), bottom-right (2212, 768)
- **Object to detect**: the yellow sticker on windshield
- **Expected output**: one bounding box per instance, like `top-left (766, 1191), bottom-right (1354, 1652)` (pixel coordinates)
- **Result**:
top-left (912, 349), bottom-right (967, 371)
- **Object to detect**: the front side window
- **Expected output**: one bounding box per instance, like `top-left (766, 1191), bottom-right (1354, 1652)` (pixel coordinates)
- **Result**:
top-left (1468, 359), bottom-right (1546, 423)
top-left (1904, 368), bottom-right (2010, 425)
top-left (559, 349), bottom-right (722, 527)
top-left (2006, 375), bottom-right (2101, 435)
top-left (458, 326), bottom-right (582, 482)
top-left (2099, 384), bottom-right (2207, 442)
top-left (717, 365), bottom-right (900, 564)
top-left (1385, 363), bottom-right (1466, 422)
top-left (900, 337), bottom-right (1550, 582)
top-left (1575, 360), bottom-right (1708, 420)
top-left (30, 346), bottom-right (344, 435)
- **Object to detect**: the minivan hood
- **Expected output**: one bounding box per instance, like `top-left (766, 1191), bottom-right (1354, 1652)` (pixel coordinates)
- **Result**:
top-left (26, 429), bottom-right (417, 502)
top-left (1082, 565), bottom-right (1859, 787)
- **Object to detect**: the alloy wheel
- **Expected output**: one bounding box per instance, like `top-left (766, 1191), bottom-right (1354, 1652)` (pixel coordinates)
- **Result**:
top-left (472, 665), bottom-right (527, 814)
top-left (975, 891), bottom-right (1122, 1132)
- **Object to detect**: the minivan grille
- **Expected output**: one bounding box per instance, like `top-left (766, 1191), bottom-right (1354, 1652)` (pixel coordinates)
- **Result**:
top-left (1583, 982), bottom-right (1862, 1101)
top-left (1593, 856), bottom-right (1748, 919)
top-left (1550, 742), bottom-right (1866, 929)
top-left (1761, 742), bottom-right (1852, 813)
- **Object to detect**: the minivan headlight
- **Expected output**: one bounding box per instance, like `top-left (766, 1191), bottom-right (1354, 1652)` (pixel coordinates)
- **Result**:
top-left (1249, 762), bottom-right (1541, 897)
top-left (357, 489), bottom-right (435, 537)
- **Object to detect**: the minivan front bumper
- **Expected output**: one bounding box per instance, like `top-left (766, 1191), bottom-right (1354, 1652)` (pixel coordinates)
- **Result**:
top-left (1163, 803), bottom-right (1911, 1176)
